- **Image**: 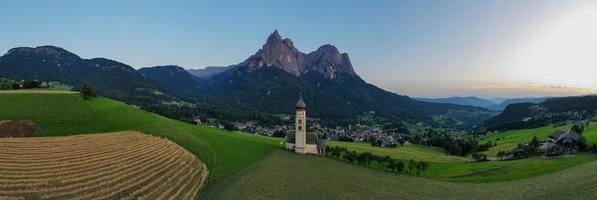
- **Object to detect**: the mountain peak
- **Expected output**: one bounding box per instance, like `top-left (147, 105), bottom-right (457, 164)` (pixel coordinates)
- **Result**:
top-left (6, 45), bottom-right (80, 61)
top-left (267, 30), bottom-right (282, 42)
top-left (6, 45), bottom-right (81, 61)
top-left (240, 31), bottom-right (357, 78)
top-left (242, 30), bottom-right (304, 76)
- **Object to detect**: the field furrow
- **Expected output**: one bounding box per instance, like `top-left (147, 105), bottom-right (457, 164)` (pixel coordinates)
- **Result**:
top-left (0, 131), bottom-right (207, 200)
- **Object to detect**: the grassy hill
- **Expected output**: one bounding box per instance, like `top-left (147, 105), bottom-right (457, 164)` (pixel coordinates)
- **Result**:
top-left (328, 141), bottom-right (469, 162)
top-left (584, 123), bottom-right (597, 145)
top-left (329, 140), bottom-right (596, 183)
top-left (2, 91), bottom-right (597, 199)
top-left (0, 91), bottom-right (283, 195)
top-left (204, 151), bottom-right (597, 200)
top-left (478, 125), bottom-right (569, 157)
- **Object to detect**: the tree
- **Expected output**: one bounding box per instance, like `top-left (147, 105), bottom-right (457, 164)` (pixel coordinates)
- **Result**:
top-left (387, 159), bottom-right (397, 172)
top-left (592, 144), bottom-right (597, 154)
top-left (578, 136), bottom-right (587, 151)
top-left (571, 124), bottom-right (584, 134)
top-left (379, 155), bottom-right (391, 170)
top-left (471, 152), bottom-right (488, 162)
top-left (21, 80), bottom-right (40, 89)
top-left (80, 84), bottom-right (96, 99)
top-left (416, 161), bottom-right (430, 176)
top-left (223, 123), bottom-right (238, 132)
top-left (408, 159), bottom-right (416, 175)
top-left (396, 160), bottom-right (405, 174)
top-left (368, 135), bottom-right (378, 146)
top-left (496, 151), bottom-right (507, 160)
top-left (530, 136), bottom-right (541, 148)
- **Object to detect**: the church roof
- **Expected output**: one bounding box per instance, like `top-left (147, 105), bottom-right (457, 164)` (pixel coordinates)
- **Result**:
top-left (296, 96), bottom-right (306, 109)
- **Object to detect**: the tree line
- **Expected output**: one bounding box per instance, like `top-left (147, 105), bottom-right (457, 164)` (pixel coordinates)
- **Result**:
top-left (325, 146), bottom-right (430, 176)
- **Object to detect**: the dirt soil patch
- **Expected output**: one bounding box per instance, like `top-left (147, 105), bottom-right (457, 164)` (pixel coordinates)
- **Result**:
top-left (0, 120), bottom-right (41, 137)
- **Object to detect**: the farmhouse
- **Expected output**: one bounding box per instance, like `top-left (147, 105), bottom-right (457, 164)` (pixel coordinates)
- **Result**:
top-left (541, 128), bottom-right (582, 155)
top-left (285, 96), bottom-right (325, 155)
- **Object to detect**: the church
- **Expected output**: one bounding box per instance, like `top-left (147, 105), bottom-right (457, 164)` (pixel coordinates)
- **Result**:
top-left (285, 96), bottom-right (326, 155)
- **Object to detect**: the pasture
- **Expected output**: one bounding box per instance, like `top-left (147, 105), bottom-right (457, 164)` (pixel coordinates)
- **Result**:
top-left (583, 123), bottom-right (597, 145)
top-left (0, 93), bottom-right (282, 198)
top-left (328, 141), bottom-right (470, 162)
top-left (329, 141), bottom-right (597, 183)
top-left (479, 125), bottom-right (568, 157)
top-left (2, 92), bottom-right (597, 199)
top-left (203, 150), bottom-right (597, 200)
top-left (0, 131), bottom-right (207, 199)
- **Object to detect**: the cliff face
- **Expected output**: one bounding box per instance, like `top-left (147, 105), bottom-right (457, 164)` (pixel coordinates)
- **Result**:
top-left (240, 30), bottom-right (356, 79)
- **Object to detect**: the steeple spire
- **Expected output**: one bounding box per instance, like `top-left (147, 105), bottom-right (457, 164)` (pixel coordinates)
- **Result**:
top-left (296, 93), bottom-right (306, 110)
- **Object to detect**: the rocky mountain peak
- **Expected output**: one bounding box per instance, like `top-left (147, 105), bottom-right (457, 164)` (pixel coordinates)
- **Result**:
top-left (241, 30), bottom-right (305, 76)
top-left (239, 30), bottom-right (357, 78)
top-left (305, 44), bottom-right (355, 78)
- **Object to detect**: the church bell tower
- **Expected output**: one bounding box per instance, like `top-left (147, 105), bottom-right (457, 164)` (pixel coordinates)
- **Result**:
top-left (295, 95), bottom-right (307, 154)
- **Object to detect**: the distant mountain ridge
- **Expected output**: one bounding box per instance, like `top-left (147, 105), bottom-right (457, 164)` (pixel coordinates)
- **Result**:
top-left (416, 96), bottom-right (496, 109)
top-left (138, 65), bottom-right (201, 100)
top-left (417, 96), bottom-right (552, 111)
top-left (484, 95), bottom-right (597, 131)
top-left (188, 31), bottom-right (493, 126)
top-left (187, 66), bottom-right (231, 79)
top-left (0, 31), bottom-right (495, 127)
top-left (0, 46), bottom-right (170, 102)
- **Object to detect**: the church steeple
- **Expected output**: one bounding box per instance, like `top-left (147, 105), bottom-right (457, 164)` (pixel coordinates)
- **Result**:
top-left (294, 94), bottom-right (307, 154)
top-left (296, 93), bottom-right (306, 110)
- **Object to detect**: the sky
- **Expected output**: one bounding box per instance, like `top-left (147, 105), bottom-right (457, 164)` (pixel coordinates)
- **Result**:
top-left (0, 0), bottom-right (596, 98)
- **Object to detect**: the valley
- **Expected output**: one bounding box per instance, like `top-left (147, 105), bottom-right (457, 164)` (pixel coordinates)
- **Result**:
top-left (1, 91), bottom-right (596, 199)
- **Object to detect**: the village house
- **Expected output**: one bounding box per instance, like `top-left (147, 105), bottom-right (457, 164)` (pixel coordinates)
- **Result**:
top-left (541, 128), bottom-right (582, 155)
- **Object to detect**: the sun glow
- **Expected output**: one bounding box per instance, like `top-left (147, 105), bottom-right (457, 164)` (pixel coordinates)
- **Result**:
top-left (521, 3), bottom-right (597, 89)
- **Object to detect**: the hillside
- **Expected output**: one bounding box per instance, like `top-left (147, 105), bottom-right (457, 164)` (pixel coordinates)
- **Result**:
top-left (187, 66), bottom-right (231, 79)
top-left (484, 95), bottom-right (597, 130)
top-left (0, 131), bottom-right (207, 199)
top-left (196, 31), bottom-right (494, 126)
top-left (204, 151), bottom-right (597, 200)
top-left (1, 91), bottom-right (597, 199)
top-left (0, 91), bottom-right (282, 192)
top-left (478, 125), bottom-right (570, 157)
top-left (0, 46), bottom-right (169, 102)
top-left (417, 96), bottom-right (552, 111)
top-left (416, 96), bottom-right (496, 109)
top-left (487, 97), bottom-right (551, 111)
top-left (138, 65), bottom-right (202, 100)
top-left (0, 34), bottom-right (495, 128)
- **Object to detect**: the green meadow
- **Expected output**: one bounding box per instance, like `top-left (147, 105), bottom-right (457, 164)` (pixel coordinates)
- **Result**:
top-left (0, 92), bottom-right (283, 195)
top-left (478, 125), bottom-right (570, 157)
top-left (203, 150), bottom-right (597, 200)
top-left (329, 141), bottom-right (597, 183)
top-left (1, 91), bottom-right (597, 199)
top-left (583, 123), bottom-right (597, 145)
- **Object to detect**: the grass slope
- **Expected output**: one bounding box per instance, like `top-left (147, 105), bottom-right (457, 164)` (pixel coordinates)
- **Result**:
top-left (204, 151), bottom-right (597, 200)
top-left (479, 125), bottom-right (569, 157)
top-left (0, 92), bottom-right (283, 195)
top-left (2, 92), bottom-right (597, 199)
top-left (328, 141), bottom-right (470, 162)
top-left (584, 122), bottom-right (597, 145)
top-left (330, 140), bottom-right (597, 183)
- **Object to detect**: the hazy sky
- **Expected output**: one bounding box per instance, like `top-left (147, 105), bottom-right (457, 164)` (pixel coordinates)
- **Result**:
top-left (1, 0), bottom-right (596, 98)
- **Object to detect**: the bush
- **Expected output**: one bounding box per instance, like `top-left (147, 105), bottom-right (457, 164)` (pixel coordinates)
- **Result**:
top-left (22, 80), bottom-right (41, 89)
top-left (80, 84), bottom-right (96, 99)
top-left (223, 123), bottom-right (238, 132)
top-left (471, 152), bottom-right (488, 162)
top-left (337, 135), bottom-right (354, 142)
